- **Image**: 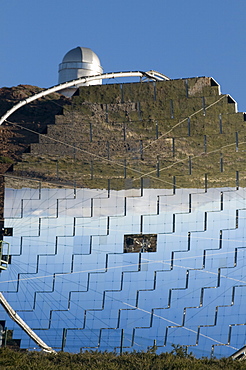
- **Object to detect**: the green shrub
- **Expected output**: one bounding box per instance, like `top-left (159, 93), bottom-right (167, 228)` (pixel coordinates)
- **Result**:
top-left (0, 156), bottom-right (13, 164)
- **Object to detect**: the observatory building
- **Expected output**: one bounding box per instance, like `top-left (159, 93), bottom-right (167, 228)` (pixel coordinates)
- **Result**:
top-left (58, 46), bottom-right (103, 96)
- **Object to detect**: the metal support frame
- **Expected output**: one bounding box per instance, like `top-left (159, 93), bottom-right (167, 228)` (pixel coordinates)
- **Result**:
top-left (0, 292), bottom-right (56, 353)
top-left (231, 346), bottom-right (246, 361)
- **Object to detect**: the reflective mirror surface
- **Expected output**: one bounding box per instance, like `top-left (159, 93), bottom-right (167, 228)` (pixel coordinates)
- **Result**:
top-left (2, 185), bottom-right (246, 357)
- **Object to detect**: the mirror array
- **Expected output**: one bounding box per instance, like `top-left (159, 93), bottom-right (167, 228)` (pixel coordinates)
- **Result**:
top-left (1, 77), bottom-right (246, 357)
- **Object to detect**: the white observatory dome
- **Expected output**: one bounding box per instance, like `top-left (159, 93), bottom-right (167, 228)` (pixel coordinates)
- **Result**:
top-left (58, 47), bottom-right (103, 96)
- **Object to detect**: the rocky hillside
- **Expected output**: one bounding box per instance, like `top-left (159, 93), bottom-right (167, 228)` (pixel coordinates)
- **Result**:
top-left (1, 77), bottom-right (246, 204)
top-left (4, 78), bottom-right (246, 192)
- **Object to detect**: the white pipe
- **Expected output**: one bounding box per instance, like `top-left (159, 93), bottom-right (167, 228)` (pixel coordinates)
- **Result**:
top-left (0, 292), bottom-right (56, 353)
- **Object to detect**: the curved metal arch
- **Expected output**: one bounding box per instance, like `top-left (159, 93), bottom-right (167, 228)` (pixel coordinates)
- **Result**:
top-left (0, 71), bottom-right (169, 125)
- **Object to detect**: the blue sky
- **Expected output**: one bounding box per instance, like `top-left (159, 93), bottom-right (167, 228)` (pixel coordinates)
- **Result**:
top-left (1, 0), bottom-right (246, 111)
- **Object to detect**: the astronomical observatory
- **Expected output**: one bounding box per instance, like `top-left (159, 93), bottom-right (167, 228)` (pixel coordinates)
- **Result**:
top-left (58, 47), bottom-right (103, 97)
top-left (1, 46), bottom-right (246, 360)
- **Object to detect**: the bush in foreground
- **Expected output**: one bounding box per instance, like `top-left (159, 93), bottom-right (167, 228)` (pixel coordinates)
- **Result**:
top-left (1, 346), bottom-right (246, 369)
